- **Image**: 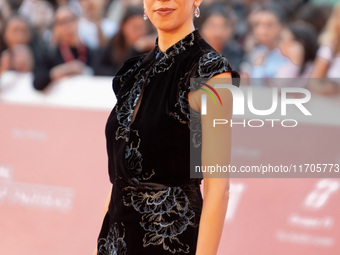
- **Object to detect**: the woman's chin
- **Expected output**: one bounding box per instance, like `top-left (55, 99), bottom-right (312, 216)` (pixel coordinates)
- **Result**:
top-left (153, 23), bottom-right (178, 33)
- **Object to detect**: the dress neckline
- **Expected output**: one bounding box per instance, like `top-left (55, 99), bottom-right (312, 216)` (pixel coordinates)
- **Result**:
top-left (154, 29), bottom-right (201, 60)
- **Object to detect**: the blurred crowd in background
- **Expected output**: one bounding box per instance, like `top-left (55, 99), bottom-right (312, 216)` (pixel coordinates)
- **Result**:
top-left (0, 0), bottom-right (340, 95)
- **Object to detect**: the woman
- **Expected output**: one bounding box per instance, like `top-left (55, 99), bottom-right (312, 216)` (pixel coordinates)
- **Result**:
top-left (95, 1), bottom-right (240, 255)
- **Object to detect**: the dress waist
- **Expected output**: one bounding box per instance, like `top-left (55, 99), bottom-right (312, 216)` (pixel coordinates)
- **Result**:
top-left (137, 178), bottom-right (202, 191)
top-left (108, 178), bottom-right (203, 222)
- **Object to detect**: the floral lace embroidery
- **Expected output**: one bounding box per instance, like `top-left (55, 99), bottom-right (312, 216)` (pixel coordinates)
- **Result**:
top-left (98, 222), bottom-right (127, 255)
top-left (122, 186), bottom-right (196, 254)
top-left (198, 52), bottom-right (231, 78)
top-left (124, 127), bottom-right (155, 182)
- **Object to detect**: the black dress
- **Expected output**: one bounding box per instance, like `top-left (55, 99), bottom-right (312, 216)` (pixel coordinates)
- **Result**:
top-left (97, 29), bottom-right (240, 255)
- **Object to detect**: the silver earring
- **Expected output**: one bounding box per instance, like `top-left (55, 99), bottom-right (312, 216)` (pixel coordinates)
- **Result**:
top-left (194, 6), bottom-right (200, 18)
top-left (143, 10), bottom-right (148, 21)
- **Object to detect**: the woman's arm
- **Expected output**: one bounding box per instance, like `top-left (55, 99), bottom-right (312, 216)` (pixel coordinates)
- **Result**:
top-left (189, 72), bottom-right (233, 255)
top-left (93, 187), bottom-right (112, 255)
top-left (196, 179), bottom-right (230, 255)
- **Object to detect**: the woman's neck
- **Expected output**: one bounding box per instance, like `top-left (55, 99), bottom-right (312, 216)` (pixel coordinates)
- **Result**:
top-left (157, 22), bottom-right (195, 52)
